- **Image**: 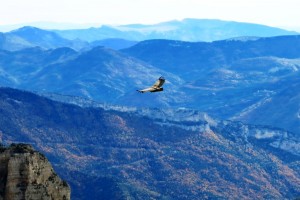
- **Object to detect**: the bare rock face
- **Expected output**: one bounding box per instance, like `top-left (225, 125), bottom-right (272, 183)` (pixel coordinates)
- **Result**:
top-left (0, 144), bottom-right (70, 200)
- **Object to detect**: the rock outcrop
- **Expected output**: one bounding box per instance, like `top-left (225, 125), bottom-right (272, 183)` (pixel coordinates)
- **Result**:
top-left (0, 144), bottom-right (70, 200)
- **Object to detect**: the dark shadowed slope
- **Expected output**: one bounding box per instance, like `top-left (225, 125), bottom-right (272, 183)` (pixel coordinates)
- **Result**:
top-left (1, 87), bottom-right (300, 199)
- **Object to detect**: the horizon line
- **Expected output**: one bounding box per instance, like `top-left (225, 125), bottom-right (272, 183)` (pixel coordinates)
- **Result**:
top-left (1, 18), bottom-right (300, 33)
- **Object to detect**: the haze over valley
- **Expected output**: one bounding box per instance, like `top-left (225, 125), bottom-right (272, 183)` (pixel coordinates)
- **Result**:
top-left (1, 18), bottom-right (300, 199)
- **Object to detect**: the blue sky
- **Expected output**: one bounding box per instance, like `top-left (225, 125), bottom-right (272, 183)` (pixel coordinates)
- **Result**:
top-left (0, 0), bottom-right (299, 31)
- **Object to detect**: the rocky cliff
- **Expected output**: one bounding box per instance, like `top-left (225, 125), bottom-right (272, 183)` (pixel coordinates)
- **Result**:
top-left (0, 143), bottom-right (70, 200)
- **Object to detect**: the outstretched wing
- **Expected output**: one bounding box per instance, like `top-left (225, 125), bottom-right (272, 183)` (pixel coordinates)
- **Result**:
top-left (137, 87), bottom-right (156, 93)
top-left (152, 76), bottom-right (165, 88)
top-left (137, 76), bottom-right (165, 93)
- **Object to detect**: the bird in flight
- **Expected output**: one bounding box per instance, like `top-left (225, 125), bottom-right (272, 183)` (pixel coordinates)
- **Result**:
top-left (137, 76), bottom-right (165, 93)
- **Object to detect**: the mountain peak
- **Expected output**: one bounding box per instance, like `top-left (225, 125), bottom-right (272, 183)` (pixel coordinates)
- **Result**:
top-left (10, 26), bottom-right (45, 33)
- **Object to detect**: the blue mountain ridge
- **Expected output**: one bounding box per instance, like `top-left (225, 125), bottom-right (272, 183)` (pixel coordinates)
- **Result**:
top-left (1, 35), bottom-right (300, 134)
top-left (0, 26), bottom-right (137, 51)
top-left (1, 19), bottom-right (300, 199)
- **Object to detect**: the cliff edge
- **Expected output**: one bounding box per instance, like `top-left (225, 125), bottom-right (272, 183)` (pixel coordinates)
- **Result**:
top-left (0, 144), bottom-right (70, 200)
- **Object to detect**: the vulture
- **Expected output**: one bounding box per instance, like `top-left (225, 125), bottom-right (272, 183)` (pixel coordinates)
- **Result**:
top-left (137, 76), bottom-right (165, 93)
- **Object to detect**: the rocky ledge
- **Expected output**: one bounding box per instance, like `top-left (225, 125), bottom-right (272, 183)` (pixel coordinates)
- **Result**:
top-left (0, 143), bottom-right (70, 200)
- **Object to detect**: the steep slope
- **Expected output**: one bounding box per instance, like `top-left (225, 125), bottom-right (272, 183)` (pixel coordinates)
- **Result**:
top-left (0, 46), bottom-right (186, 107)
top-left (0, 47), bottom-right (78, 86)
top-left (185, 56), bottom-right (300, 116)
top-left (0, 32), bottom-right (33, 51)
top-left (0, 87), bottom-right (300, 199)
top-left (0, 143), bottom-right (70, 200)
top-left (231, 73), bottom-right (300, 134)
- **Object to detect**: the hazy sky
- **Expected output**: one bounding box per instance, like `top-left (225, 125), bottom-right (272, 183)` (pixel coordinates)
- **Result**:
top-left (0, 0), bottom-right (299, 31)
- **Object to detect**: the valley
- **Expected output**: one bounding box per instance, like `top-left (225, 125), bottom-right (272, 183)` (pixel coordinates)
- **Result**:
top-left (1, 87), bottom-right (300, 199)
top-left (1, 19), bottom-right (300, 199)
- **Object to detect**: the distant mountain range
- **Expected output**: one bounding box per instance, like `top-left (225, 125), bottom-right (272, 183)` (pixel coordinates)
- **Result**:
top-left (0, 26), bottom-right (89, 51)
top-left (0, 19), bottom-right (299, 52)
top-left (54, 19), bottom-right (299, 42)
top-left (0, 26), bottom-right (136, 51)
top-left (0, 21), bottom-right (103, 32)
top-left (1, 87), bottom-right (300, 199)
